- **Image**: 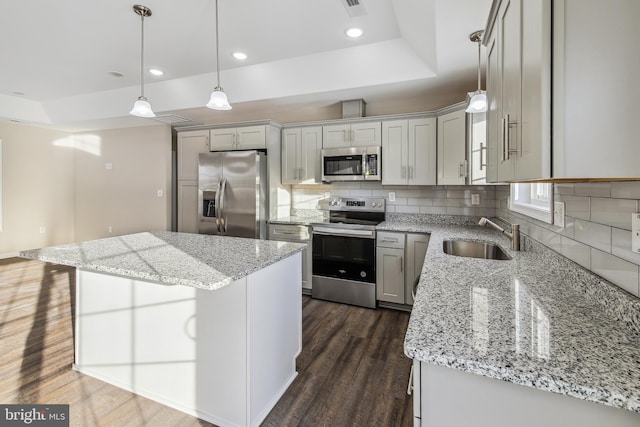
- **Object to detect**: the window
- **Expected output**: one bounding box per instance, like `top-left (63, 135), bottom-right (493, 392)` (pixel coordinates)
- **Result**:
top-left (509, 183), bottom-right (553, 223)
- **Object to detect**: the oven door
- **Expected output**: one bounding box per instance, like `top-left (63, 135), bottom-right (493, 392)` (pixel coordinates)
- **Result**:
top-left (312, 227), bottom-right (376, 283)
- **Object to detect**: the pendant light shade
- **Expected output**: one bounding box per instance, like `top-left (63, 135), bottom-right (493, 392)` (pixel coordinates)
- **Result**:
top-left (130, 97), bottom-right (155, 117)
top-left (207, 0), bottom-right (232, 110)
top-left (207, 87), bottom-right (232, 110)
top-left (130, 5), bottom-right (155, 118)
top-left (465, 30), bottom-right (487, 114)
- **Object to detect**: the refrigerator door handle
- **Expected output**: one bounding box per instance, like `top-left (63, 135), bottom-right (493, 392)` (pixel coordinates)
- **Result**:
top-left (214, 179), bottom-right (222, 233)
top-left (219, 178), bottom-right (228, 234)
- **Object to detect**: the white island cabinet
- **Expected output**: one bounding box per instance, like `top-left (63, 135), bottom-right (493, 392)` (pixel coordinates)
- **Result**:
top-left (20, 231), bottom-right (305, 427)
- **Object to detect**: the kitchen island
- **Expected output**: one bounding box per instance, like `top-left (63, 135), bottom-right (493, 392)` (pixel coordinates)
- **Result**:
top-left (379, 218), bottom-right (640, 427)
top-left (20, 231), bottom-right (306, 427)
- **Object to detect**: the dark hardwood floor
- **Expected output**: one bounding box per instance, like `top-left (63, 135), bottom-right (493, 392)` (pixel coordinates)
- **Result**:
top-left (1, 258), bottom-right (413, 426)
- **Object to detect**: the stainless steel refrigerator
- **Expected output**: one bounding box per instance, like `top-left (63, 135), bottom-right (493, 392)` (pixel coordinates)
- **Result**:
top-left (198, 150), bottom-right (267, 239)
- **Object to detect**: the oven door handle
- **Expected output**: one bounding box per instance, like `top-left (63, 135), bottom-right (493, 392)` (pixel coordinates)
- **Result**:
top-left (312, 227), bottom-right (376, 239)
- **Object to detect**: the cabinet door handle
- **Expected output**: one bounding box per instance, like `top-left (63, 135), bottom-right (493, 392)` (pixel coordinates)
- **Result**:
top-left (407, 363), bottom-right (414, 395)
top-left (409, 165), bottom-right (413, 179)
top-left (502, 114), bottom-right (518, 160)
top-left (501, 116), bottom-right (507, 161)
top-left (479, 142), bottom-right (486, 170)
top-left (401, 166), bottom-right (407, 179)
top-left (400, 256), bottom-right (403, 273)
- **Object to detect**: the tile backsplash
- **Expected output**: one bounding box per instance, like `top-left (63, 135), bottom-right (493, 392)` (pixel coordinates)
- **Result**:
top-left (291, 182), bottom-right (503, 218)
top-left (496, 182), bottom-right (640, 298)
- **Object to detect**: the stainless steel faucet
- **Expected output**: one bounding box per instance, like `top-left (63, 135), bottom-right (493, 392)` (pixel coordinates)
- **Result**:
top-left (478, 217), bottom-right (520, 251)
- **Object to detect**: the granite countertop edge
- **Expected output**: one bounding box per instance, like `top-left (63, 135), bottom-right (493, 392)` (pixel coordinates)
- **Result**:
top-left (381, 219), bottom-right (640, 414)
top-left (19, 231), bottom-right (306, 291)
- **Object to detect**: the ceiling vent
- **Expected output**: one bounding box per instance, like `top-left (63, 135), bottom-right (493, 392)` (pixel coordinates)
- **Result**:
top-left (341, 0), bottom-right (367, 17)
top-left (151, 114), bottom-right (198, 126)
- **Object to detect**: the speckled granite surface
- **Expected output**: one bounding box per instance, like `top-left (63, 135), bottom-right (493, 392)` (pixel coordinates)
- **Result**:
top-left (19, 231), bottom-right (306, 291)
top-left (380, 220), bottom-right (640, 413)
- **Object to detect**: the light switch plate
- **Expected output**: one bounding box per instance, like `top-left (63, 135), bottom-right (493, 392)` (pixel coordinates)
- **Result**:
top-left (388, 192), bottom-right (396, 202)
top-left (471, 194), bottom-right (480, 205)
top-left (554, 201), bottom-right (566, 228)
top-left (632, 213), bottom-right (640, 253)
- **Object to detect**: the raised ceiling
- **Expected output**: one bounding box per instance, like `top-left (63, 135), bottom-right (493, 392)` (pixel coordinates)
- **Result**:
top-left (0, 0), bottom-right (491, 131)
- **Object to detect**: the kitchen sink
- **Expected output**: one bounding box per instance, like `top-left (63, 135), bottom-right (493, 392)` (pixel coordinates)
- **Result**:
top-left (442, 240), bottom-right (511, 260)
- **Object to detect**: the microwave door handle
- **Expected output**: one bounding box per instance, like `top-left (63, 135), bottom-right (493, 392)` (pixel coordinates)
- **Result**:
top-left (362, 150), bottom-right (367, 178)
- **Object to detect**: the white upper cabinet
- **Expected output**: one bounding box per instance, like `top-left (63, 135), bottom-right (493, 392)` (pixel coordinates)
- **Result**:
top-left (485, 0), bottom-right (639, 180)
top-left (177, 130), bottom-right (210, 181)
top-left (210, 125), bottom-right (266, 151)
top-left (437, 108), bottom-right (467, 185)
top-left (485, 0), bottom-right (550, 182)
top-left (552, 0), bottom-right (640, 178)
top-left (322, 121), bottom-right (381, 148)
top-left (382, 117), bottom-right (436, 186)
top-left (282, 126), bottom-right (322, 184)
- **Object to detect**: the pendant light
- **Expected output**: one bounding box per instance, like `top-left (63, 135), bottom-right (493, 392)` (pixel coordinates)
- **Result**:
top-left (465, 30), bottom-right (487, 114)
top-left (130, 5), bottom-right (155, 118)
top-left (206, 0), bottom-right (232, 110)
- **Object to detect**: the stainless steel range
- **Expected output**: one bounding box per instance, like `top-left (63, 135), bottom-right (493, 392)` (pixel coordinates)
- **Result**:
top-left (311, 197), bottom-right (385, 308)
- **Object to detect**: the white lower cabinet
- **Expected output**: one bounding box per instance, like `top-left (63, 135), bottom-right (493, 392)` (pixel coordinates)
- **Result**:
top-left (377, 232), bottom-right (429, 305)
top-left (412, 361), bottom-right (639, 427)
top-left (177, 182), bottom-right (198, 233)
top-left (268, 224), bottom-right (312, 291)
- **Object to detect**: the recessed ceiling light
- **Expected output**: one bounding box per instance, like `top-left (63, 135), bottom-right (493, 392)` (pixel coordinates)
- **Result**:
top-left (345, 27), bottom-right (364, 38)
top-left (12, 91), bottom-right (25, 96)
top-left (108, 71), bottom-right (125, 77)
top-left (232, 52), bottom-right (248, 60)
top-left (149, 68), bottom-right (164, 76)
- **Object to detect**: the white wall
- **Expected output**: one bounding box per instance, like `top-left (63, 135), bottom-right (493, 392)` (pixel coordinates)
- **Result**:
top-left (0, 122), bottom-right (172, 256)
top-left (0, 122), bottom-right (75, 256)
top-left (73, 125), bottom-right (172, 241)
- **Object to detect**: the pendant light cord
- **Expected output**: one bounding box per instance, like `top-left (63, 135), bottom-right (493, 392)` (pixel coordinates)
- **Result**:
top-left (215, 0), bottom-right (221, 89)
top-left (140, 12), bottom-right (145, 99)
top-left (476, 37), bottom-right (481, 92)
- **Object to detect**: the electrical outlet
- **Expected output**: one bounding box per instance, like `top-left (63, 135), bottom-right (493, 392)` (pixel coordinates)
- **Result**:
top-left (388, 192), bottom-right (396, 202)
top-left (554, 202), bottom-right (566, 228)
top-left (157, 189), bottom-right (164, 197)
top-left (632, 213), bottom-right (640, 253)
top-left (471, 194), bottom-right (480, 205)
top-left (108, 226), bottom-right (113, 233)
top-left (39, 226), bottom-right (46, 234)
top-left (105, 162), bottom-right (113, 170)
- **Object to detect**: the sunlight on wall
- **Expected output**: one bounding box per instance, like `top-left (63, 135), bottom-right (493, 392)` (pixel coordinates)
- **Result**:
top-left (53, 134), bottom-right (102, 156)
top-left (0, 138), bottom-right (3, 232)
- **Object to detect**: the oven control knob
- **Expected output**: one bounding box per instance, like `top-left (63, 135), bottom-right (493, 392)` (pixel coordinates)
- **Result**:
top-left (360, 271), bottom-right (367, 278)
top-left (371, 201), bottom-right (377, 207)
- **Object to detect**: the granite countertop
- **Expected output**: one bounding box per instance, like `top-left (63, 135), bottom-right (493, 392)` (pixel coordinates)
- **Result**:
top-left (19, 231), bottom-right (306, 291)
top-left (380, 220), bottom-right (640, 413)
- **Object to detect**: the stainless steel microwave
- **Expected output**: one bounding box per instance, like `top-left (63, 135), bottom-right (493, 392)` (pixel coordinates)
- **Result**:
top-left (321, 146), bottom-right (381, 182)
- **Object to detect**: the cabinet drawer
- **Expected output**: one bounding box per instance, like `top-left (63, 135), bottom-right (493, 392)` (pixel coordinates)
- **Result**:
top-left (377, 231), bottom-right (405, 249)
top-left (268, 224), bottom-right (310, 241)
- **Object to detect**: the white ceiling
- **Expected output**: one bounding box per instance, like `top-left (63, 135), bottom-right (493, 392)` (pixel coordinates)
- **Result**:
top-left (0, 0), bottom-right (491, 131)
